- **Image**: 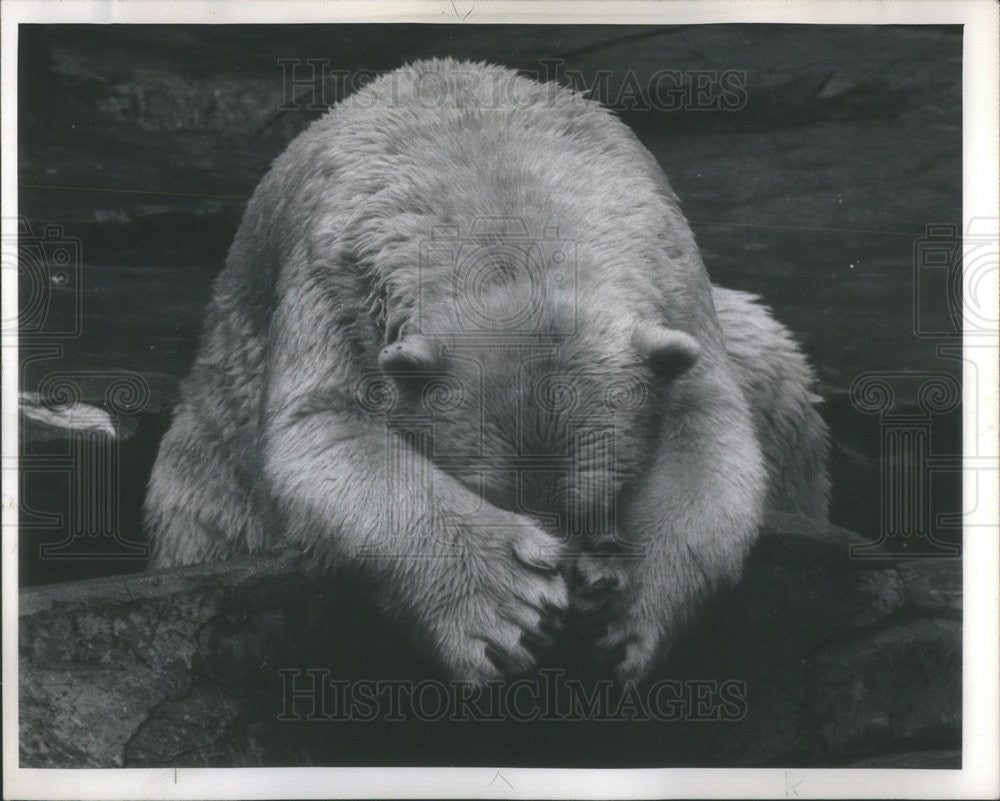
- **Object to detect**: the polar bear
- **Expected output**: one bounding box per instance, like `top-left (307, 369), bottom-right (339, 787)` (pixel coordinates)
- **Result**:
top-left (145, 59), bottom-right (828, 683)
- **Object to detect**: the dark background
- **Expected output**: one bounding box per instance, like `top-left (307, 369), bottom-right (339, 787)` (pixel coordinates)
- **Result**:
top-left (17, 24), bottom-right (962, 586)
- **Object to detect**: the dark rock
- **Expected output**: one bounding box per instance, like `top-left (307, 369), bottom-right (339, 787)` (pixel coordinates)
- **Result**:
top-left (898, 558), bottom-right (962, 617)
top-left (668, 515), bottom-right (905, 687)
top-left (675, 660), bottom-right (823, 767)
top-left (19, 554), bottom-right (309, 767)
top-left (124, 684), bottom-right (257, 767)
top-left (843, 748), bottom-right (961, 769)
top-left (813, 618), bottom-right (961, 757)
top-left (19, 516), bottom-right (962, 768)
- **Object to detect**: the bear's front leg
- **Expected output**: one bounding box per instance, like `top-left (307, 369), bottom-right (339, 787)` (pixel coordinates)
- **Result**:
top-left (264, 396), bottom-right (569, 683)
top-left (255, 259), bottom-right (570, 683)
top-left (576, 372), bottom-right (766, 683)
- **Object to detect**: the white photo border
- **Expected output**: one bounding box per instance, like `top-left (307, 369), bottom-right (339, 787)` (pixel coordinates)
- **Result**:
top-left (2, 1), bottom-right (997, 798)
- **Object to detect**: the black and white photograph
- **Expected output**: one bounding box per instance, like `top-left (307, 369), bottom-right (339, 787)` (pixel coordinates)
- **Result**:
top-left (3, 1), bottom-right (998, 798)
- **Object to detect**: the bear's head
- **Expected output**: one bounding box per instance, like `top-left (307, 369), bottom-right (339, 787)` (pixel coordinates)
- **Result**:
top-left (370, 245), bottom-right (700, 547)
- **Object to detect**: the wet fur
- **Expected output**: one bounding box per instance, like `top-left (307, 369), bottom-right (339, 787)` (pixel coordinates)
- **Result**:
top-left (146, 59), bottom-right (828, 682)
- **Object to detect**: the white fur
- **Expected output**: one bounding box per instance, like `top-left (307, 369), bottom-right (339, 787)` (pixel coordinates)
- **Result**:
top-left (145, 59), bottom-right (828, 682)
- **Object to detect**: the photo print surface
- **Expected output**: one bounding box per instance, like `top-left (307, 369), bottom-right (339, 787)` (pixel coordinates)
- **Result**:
top-left (8, 14), bottom-right (985, 785)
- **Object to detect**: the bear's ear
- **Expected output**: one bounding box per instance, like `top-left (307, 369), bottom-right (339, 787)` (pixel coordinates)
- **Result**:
top-left (378, 333), bottom-right (439, 373)
top-left (632, 324), bottom-right (701, 379)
